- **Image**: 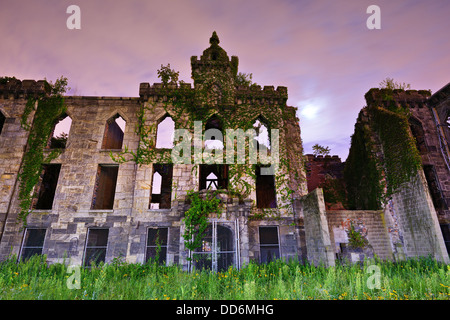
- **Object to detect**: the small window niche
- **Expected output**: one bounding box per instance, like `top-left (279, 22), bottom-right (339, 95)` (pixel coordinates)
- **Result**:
top-left (49, 114), bottom-right (72, 149)
top-left (0, 110), bottom-right (5, 135)
top-left (255, 165), bottom-right (277, 208)
top-left (84, 228), bottom-right (109, 267)
top-left (155, 115), bottom-right (175, 149)
top-left (146, 227), bottom-right (168, 264)
top-left (19, 228), bottom-right (47, 261)
top-left (259, 226), bottom-right (280, 263)
top-left (33, 164), bottom-right (62, 210)
top-left (149, 164), bottom-right (173, 209)
top-left (91, 165), bottom-right (119, 210)
top-left (102, 114), bottom-right (126, 150)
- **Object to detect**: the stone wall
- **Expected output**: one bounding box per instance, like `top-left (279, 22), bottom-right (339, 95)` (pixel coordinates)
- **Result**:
top-left (391, 171), bottom-right (449, 263)
top-left (300, 188), bottom-right (334, 266)
top-left (326, 210), bottom-right (393, 261)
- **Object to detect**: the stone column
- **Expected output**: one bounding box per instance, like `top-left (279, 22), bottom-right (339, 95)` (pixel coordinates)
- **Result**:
top-left (301, 188), bottom-right (335, 267)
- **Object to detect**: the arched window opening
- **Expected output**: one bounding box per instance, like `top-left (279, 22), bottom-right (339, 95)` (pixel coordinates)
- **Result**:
top-left (409, 117), bottom-right (427, 154)
top-left (192, 223), bottom-right (236, 272)
top-left (49, 114), bottom-right (72, 148)
top-left (205, 115), bottom-right (224, 150)
top-left (155, 115), bottom-right (175, 149)
top-left (253, 118), bottom-right (271, 150)
top-left (102, 114), bottom-right (126, 149)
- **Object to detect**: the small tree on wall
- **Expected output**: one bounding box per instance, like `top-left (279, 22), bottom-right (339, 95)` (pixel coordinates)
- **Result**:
top-left (312, 144), bottom-right (330, 157)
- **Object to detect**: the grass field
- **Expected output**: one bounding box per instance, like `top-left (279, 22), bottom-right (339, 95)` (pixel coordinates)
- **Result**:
top-left (0, 255), bottom-right (448, 300)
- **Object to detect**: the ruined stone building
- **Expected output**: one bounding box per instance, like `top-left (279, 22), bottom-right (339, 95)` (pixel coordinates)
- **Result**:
top-left (0, 33), bottom-right (449, 269)
top-left (342, 86), bottom-right (450, 262)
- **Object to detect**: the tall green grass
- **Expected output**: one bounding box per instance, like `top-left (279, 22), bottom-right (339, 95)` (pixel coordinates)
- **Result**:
top-left (0, 255), bottom-right (448, 300)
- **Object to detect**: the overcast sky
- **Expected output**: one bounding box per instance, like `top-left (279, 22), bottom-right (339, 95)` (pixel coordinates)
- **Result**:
top-left (1, 0), bottom-right (449, 160)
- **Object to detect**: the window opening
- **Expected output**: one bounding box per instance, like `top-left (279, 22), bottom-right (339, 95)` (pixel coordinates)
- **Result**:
top-left (155, 116), bottom-right (175, 149)
top-left (34, 164), bottom-right (61, 210)
top-left (146, 228), bottom-right (168, 264)
top-left (253, 118), bottom-right (271, 150)
top-left (91, 165), bottom-right (119, 210)
top-left (149, 164), bottom-right (173, 209)
top-left (409, 117), bottom-right (427, 154)
top-left (102, 114), bottom-right (125, 149)
top-left (259, 226), bottom-right (280, 263)
top-left (84, 228), bottom-right (109, 267)
top-left (49, 114), bottom-right (72, 148)
top-left (255, 165), bottom-right (277, 208)
top-left (205, 115), bottom-right (224, 150)
top-left (423, 165), bottom-right (447, 210)
top-left (19, 228), bottom-right (46, 261)
top-left (0, 111), bottom-right (5, 135)
top-left (199, 164), bottom-right (228, 191)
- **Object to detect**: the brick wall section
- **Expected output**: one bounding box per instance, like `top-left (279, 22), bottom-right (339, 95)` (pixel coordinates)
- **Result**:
top-left (326, 210), bottom-right (393, 260)
top-left (305, 154), bottom-right (344, 193)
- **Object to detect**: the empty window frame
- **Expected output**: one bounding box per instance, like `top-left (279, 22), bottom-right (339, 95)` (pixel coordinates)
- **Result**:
top-left (19, 228), bottom-right (46, 261)
top-left (146, 227), bottom-right (168, 264)
top-left (253, 118), bottom-right (271, 150)
top-left (423, 165), bottom-right (447, 210)
top-left (199, 164), bottom-right (228, 191)
top-left (155, 115), bottom-right (175, 149)
top-left (91, 165), bottom-right (119, 210)
top-left (102, 114), bottom-right (126, 149)
top-left (409, 117), bottom-right (427, 154)
top-left (34, 164), bottom-right (61, 210)
top-left (149, 164), bottom-right (173, 209)
top-left (84, 228), bottom-right (109, 267)
top-left (204, 115), bottom-right (224, 150)
top-left (255, 165), bottom-right (277, 208)
top-left (48, 114), bottom-right (72, 149)
top-left (0, 111), bottom-right (5, 135)
top-left (259, 226), bottom-right (280, 263)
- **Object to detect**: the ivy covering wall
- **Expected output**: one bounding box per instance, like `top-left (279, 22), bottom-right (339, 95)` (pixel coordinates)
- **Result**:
top-left (344, 88), bottom-right (424, 210)
top-left (17, 77), bottom-right (68, 226)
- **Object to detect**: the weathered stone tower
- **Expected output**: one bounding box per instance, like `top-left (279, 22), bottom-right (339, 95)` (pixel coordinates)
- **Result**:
top-left (0, 32), bottom-right (310, 270)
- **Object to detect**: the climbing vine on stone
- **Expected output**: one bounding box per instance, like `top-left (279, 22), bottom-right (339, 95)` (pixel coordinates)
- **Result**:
top-left (182, 190), bottom-right (222, 255)
top-left (17, 76), bottom-right (69, 226)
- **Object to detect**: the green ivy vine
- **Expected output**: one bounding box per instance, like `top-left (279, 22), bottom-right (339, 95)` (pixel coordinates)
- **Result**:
top-left (17, 76), bottom-right (69, 226)
top-left (344, 88), bottom-right (423, 210)
top-left (182, 190), bottom-right (221, 254)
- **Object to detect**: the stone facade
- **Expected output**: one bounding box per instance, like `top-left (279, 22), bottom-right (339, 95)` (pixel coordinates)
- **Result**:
top-left (0, 33), bottom-right (308, 270)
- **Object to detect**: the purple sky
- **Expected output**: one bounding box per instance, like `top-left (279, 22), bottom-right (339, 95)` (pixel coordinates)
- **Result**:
top-left (1, 0), bottom-right (449, 160)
